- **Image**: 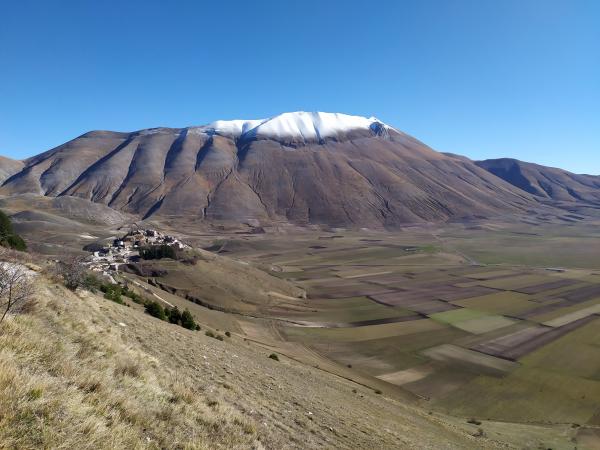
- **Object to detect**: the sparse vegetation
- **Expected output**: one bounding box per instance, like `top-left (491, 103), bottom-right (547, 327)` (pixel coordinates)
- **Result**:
top-left (56, 255), bottom-right (87, 290)
top-left (139, 244), bottom-right (177, 260)
top-left (0, 210), bottom-right (26, 251)
top-left (144, 301), bottom-right (168, 321)
top-left (180, 309), bottom-right (197, 330)
top-left (0, 263), bottom-right (34, 325)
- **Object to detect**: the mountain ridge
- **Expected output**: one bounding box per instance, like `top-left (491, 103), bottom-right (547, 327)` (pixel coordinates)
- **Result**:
top-left (476, 158), bottom-right (600, 205)
top-left (0, 111), bottom-right (591, 228)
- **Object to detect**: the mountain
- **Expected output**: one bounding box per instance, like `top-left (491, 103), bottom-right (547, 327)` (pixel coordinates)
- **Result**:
top-left (476, 158), bottom-right (600, 205)
top-left (0, 156), bottom-right (24, 184)
top-left (0, 112), bottom-right (541, 228)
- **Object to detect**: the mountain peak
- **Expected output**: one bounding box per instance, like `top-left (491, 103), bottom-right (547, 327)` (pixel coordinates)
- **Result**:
top-left (206, 111), bottom-right (393, 141)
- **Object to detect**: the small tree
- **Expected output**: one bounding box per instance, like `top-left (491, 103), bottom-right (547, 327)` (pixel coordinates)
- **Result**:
top-left (144, 301), bottom-right (167, 321)
top-left (0, 210), bottom-right (26, 251)
top-left (180, 309), bottom-right (196, 330)
top-left (0, 263), bottom-right (34, 325)
top-left (139, 245), bottom-right (176, 260)
top-left (57, 255), bottom-right (87, 291)
top-left (168, 306), bottom-right (182, 325)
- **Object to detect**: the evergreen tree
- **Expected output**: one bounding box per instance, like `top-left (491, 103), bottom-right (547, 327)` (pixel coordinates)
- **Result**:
top-left (180, 309), bottom-right (197, 330)
top-left (144, 301), bottom-right (167, 321)
top-left (168, 306), bottom-right (182, 325)
top-left (0, 210), bottom-right (26, 251)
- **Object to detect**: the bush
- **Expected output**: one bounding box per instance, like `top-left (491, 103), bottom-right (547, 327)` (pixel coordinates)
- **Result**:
top-left (225, 331), bottom-right (231, 337)
top-left (205, 330), bottom-right (215, 338)
top-left (215, 335), bottom-right (224, 341)
top-left (56, 255), bottom-right (87, 291)
top-left (180, 309), bottom-right (197, 330)
top-left (0, 263), bottom-right (34, 324)
top-left (167, 306), bottom-right (182, 324)
top-left (144, 301), bottom-right (167, 321)
top-left (100, 283), bottom-right (125, 304)
top-left (0, 210), bottom-right (26, 251)
top-left (139, 245), bottom-right (176, 260)
top-left (268, 353), bottom-right (279, 361)
top-left (82, 274), bottom-right (102, 292)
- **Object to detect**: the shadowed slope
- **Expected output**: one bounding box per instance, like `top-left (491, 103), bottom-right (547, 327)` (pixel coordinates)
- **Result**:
top-left (476, 158), bottom-right (600, 204)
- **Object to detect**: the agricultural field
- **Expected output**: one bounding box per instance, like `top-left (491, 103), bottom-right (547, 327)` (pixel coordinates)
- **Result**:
top-left (90, 220), bottom-right (599, 446)
top-left (183, 223), bottom-right (600, 434)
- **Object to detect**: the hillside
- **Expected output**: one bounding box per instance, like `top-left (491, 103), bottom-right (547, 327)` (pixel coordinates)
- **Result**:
top-left (476, 158), bottom-right (600, 204)
top-left (0, 262), bottom-right (541, 449)
top-left (0, 156), bottom-right (23, 184)
top-left (0, 112), bottom-right (539, 228)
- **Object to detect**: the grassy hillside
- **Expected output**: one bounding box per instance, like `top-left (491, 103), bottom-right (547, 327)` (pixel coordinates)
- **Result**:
top-left (0, 263), bottom-right (583, 449)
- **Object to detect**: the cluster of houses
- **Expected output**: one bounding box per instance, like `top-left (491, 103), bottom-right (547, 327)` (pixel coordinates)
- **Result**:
top-left (87, 228), bottom-right (189, 273)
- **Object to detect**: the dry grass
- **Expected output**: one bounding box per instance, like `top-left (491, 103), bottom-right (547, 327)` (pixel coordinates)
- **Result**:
top-left (0, 283), bottom-right (264, 449)
top-left (0, 271), bottom-right (568, 449)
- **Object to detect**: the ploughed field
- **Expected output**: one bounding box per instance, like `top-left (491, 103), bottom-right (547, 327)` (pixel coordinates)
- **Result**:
top-left (200, 226), bottom-right (600, 428)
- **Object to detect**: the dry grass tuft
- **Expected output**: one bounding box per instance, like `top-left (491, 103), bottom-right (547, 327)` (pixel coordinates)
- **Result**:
top-left (114, 356), bottom-right (143, 378)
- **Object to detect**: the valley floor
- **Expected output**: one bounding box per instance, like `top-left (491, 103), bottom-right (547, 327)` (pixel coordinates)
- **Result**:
top-left (2, 218), bottom-right (600, 448)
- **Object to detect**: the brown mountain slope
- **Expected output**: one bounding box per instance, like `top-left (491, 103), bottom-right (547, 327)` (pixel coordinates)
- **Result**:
top-left (0, 113), bottom-right (540, 228)
top-left (476, 158), bottom-right (600, 205)
top-left (0, 156), bottom-right (24, 184)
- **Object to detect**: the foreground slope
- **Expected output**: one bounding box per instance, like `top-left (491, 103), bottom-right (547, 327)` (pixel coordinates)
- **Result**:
top-left (476, 158), bottom-right (600, 204)
top-left (0, 112), bottom-right (537, 228)
top-left (0, 269), bottom-right (522, 449)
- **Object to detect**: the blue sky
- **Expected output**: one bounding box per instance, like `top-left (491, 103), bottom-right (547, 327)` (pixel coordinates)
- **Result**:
top-left (1, 0), bottom-right (598, 173)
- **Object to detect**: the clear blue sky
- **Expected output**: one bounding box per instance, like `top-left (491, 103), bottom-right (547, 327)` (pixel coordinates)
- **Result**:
top-left (1, 0), bottom-right (598, 173)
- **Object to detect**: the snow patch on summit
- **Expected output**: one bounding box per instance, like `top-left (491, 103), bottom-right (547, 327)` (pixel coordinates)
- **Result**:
top-left (205, 111), bottom-right (394, 141)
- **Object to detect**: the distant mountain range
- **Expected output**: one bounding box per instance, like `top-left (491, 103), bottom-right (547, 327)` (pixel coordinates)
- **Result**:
top-left (0, 111), bottom-right (598, 228)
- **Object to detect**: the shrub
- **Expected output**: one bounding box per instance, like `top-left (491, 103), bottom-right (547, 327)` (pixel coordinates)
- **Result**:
top-left (167, 306), bottom-right (182, 325)
top-left (101, 283), bottom-right (124, 304)
top-left (180, 309), bottom-right (197, 330)
top-left (268, 353), bottom-right (279, 361)
top-left (215, 335), bottom-right (224, 341)
top-left (82, 274), bottom-right (102, 292)
top-left (225, 331), bottom-right (231, 337)
top-left (56, 255), bottom-right (87, 291)
top-left (0, 210), bottom-right (26, 251)
top-left (374, 389), bottom-right (382, 395)
top-left (121, 286), bottom-right (145, 304)
top-left (139, 245), bottom-right (176, 260)
top-left (0, 263), bottom-right (34, 325)
top-left (145, 301), bottom-right (167, 321)
top-left (205, 330), bottom-right (215, 338)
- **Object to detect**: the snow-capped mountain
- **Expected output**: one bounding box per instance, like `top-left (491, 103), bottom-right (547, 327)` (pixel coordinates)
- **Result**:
top-left (206, 112), bottom-right (393, 141)
top-left (0, 112), bottom-right (539, 228)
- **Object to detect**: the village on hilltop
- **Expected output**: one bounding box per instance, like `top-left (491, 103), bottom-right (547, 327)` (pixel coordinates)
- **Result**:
top-left (87, 228), bottom-right (190, 273)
